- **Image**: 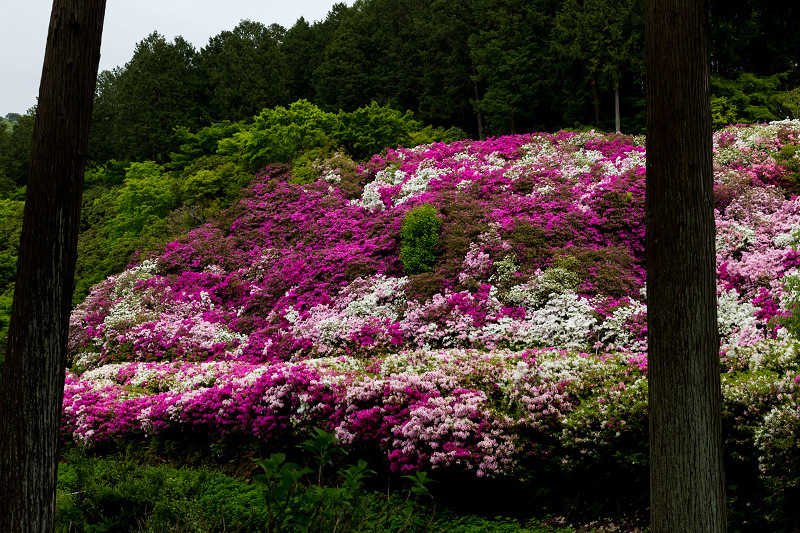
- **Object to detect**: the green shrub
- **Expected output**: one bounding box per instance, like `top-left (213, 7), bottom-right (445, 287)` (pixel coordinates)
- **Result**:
top-left (219, 100), bottom-right (341, 172)
top-left (400, 203), bottom-right (443, 275)
top-left (335, 101), bottom-right (421, 161)
top-left (289, 145), bottom-right (337, 185)
top-left (56, 450), bottom-right (271, 532)
top-left (109, 161), bottom-right (178, 238)
top-left (776, 143), bottom-right (800, 187)
top-left (254, 427), bottom-right (438, 533)
top-left (712, 96), bottom-right (741, 130)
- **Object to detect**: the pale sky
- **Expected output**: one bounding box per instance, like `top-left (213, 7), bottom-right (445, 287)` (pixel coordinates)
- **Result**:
top-left (0, 0), bottom-right (350, 116)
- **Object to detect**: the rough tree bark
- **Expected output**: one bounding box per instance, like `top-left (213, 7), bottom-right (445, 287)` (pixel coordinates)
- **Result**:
top-left (645, 0), bottom-right (727, 531)
top-left (0, 0), bottom-right (106, 531)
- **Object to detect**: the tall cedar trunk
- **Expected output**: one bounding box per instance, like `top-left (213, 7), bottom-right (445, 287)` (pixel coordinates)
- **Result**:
top-left (645, 0), bottom-right (727, 531)
top-left (0, 0), bottom-right (106, 531)
top-left (471, 67), bottom-right (485, 141)
top-left (614, 83), bottom-right (621, 132)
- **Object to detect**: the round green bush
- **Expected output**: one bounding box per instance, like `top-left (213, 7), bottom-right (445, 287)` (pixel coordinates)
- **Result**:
top-left (400, 203), bottom-right (443, 275)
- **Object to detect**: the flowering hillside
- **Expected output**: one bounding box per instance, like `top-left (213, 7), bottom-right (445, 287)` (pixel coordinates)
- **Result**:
top-left (66, 122), bottom-right (800, 502)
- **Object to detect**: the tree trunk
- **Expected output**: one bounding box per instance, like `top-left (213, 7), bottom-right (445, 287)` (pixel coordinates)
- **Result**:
top-left (591, 77), bottom-right (601, 126)
top-left (614, 82), bottom-right (621, 133)
top-left (471, 67), bottom-right (485, 141)
top-left (645, 0), bottom-right (727, 531)
top-left (0, 0), bottom-right (106, 531)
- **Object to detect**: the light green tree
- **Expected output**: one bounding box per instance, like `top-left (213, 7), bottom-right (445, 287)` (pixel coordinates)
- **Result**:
top-left (109, 161), bottom-right (177, 237)
top-left (219, 100), bottom-right (341, 171)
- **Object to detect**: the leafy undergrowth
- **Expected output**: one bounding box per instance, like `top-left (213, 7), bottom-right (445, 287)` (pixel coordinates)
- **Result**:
top-left (56, 444), bottom-right (577, 533)
top-left (64, 121), bottom-right (800, 530)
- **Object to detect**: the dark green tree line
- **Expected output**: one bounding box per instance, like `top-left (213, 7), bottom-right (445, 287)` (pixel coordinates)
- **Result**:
top-left (43, 0), bottom-right (794, 168)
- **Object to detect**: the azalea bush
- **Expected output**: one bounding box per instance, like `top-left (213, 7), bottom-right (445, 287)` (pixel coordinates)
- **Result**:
top-left (65, 120), bottom-right (800, 528)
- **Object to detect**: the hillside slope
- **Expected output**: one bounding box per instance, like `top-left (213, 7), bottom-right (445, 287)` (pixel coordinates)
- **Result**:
top-left (65, 123), bottom-right (800, 519)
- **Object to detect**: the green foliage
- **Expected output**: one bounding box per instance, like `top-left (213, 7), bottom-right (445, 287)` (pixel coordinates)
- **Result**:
top-left (179, 156), bottom-right (250, 213)
top-left (197, 20), bottom-right (289, 123)
top-left (0, 108), bottom-right (34, 187)
top-left (112, 33), bottom-right (202, 163)
top-left (0, 252), bottom-right (17, 291)
top-left (168, 121), bottom-right (245, 172)
top-left (310, 6), bottom-right (374, 113)
top-left (0, 197), bottom-right (23, 341)
top-left (549, 0), bottom-right (644, 132)
top-left (0, 198), bottom-right (24, 255)
top-left (776, 143), bottom-right (800, 186)
top-left (410, 125), bottom-right (469, 146)
top-left (0, 121), bottom-right (14, 196)
top-left (54, 445), bottom-right (567, 533)
top-left (109, 161), bottom-right (178, 237)
top-left (297, 427), bottom-right (348, 487)
top-left (210, 100), bottom-right (447, 181)
top-left (400, 204), bottom-right (443, 275)
top-left (84, 160), bottom-right (129, 187)
top-left (335, 101), bottom-right (421, 160)
top-left (289, 146), bottom-right (337, 185)
top-left (56, 450), bottom-right (272, 532)
top-left (73, 182), bottom-right (125, 304)
top-left (711, 96), bottom-right (740, 130)
top-left (774, 87), bottom-right (800, 120)
top-left (253, 427), bottom-right (437, 533)
top-left (0, 283), bottom-right (13, 363)
top-left (775, 271), bottom-right (800, 337)
top-left (430, 513), bottom-right (574, 533)
top-left (220, 100), bottom-right (341, 171)
top-left (710, 72), bottom-right (798, 126)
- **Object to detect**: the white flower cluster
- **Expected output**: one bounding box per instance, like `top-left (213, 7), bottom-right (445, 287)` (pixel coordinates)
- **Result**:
top-left (342, 275), bottom-right (409, 320)
top-left (773, 225), bottom-right (800, 249)
top-left (559, 375), bottom-right (648, 458)
top-left (716, 220), bottom-right (757, 255)
top-left (754, 398), bottom-right (800, 473)
top-left (503, 267), bottom-right (581, 309)
top-left (721, 338), bottom-right (800, 373)
top-left (489, 255), bottom-right (519, 286)
top-left (513, 292), bottom-right (599, 350)
top-left (717, 288), bottom-right (758, 341)
top-left (103, 260), bottom-right (160, 330)
top-left (594, 299), bottom-right (647, 353)
top-left (352, 166), bottom-right (406, 211)
top-left (287, 276), bottom-right (409, 352)
top-left (394, 165), bottom-right (441, 206)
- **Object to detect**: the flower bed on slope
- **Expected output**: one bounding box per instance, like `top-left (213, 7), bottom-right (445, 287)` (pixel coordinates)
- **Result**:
top-left (66, 122), bottom-right (800, 494)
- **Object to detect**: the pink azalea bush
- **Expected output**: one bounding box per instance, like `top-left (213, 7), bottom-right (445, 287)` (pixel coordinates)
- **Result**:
top-left (66, 121), bottom-right (800, 489)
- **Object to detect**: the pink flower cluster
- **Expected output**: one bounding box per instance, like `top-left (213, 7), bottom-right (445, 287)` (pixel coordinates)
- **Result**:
top-left (64, 120), bottom-right (800, 481)
top-left (62, 348), bottom-right (583, 476)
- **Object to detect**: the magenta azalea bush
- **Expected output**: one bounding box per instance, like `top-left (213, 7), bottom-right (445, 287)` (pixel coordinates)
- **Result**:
top-left (66, 121), bottom-right (800, 489)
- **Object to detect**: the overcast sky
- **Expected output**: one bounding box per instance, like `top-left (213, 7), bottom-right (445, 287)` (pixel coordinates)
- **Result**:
top-left (1, 0), bottom-right (350, 117)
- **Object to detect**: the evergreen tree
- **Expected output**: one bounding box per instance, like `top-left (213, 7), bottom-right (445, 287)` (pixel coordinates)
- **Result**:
top-left (312, 5), bottom-right (375, 112)
top-left (197, 20), bottom-right (289, 122)
top-left (469, 0), bottom-right (557, 135)
top-left (115, 32), bottom-right (202, 163)
top-left (645, 0), bottom-right (727, 529)
top-left (551, 0), bottom-right (644, 131)
top-left (0, 0), bottom-right (106, 529)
